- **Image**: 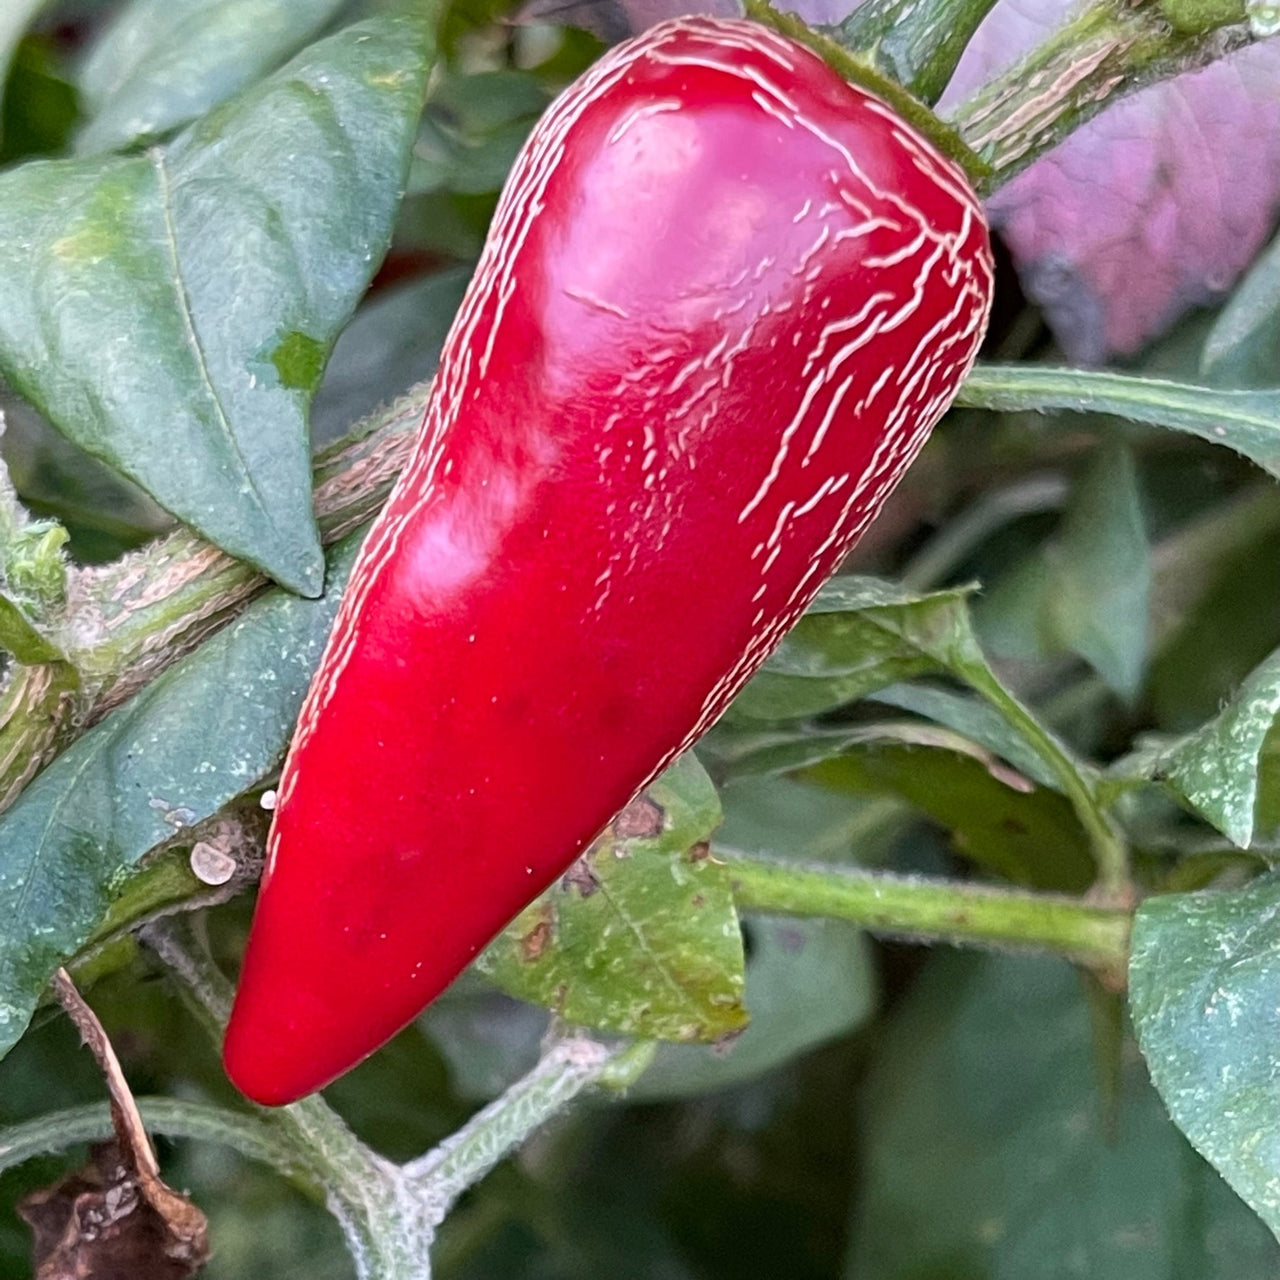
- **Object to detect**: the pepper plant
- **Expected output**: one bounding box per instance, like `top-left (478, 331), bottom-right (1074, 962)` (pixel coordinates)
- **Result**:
top-left (0, 1), bottom-right (1276, 1278)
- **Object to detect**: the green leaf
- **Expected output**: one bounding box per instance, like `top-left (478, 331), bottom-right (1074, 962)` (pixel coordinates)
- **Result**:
top-left (716, 769), bottom-right (910, 867)
top-left (0, 1), bottom-right (45, 115)
top-left (1140, 483), bottom-right (1280, 734)
top-left (0, 533), bottom-right (360, 1063)
top-left (631, 770), bottom-right (883, 1099)
top-left (832, 0), bottom-right (1001, 104)
top-left (733, 573), bottom-right (1120, 887)
top-left (1148, 486), bottom-right (1278, 660)
top-left (979, 447), bottom-right (1151, 697)
top-left (76, 0), bottom-right (347, 155)
top-left (0, 595), bottom-right (61, 664)
top-left (807, 743), bottom-right (1096, 890)
top-left (868, 683), bottom-right (1061, 790)
top-left (847, 952), bottom-right (1279, 1278)
top-left (1048, 442), bottom-right (1150, 699)
top-left (0, 35), bottom-right (80, 165)
top-left (1130, 874), bottom-right (1280, 1237)
top-left (408, 68), bottom-right (548, 198)
top-left (311, 267), bottom-right (470, 446)
top-left (0, 15), bottom-right (435, 594)
top-left (477, 753), bottom-right (748, 1043)
top-left (1203, 236), bottom-right (1280, 389)
top-left (420, 987), bottom-right (546, 1101)
top-left (1160, 650), bottom-right (1280, 847)
top-left (733, 577), bottom-right (980, 721)
top-left (711, 720), bottom-right (1094, 889)
top-left (958, 365), bottom-right (1280, 478)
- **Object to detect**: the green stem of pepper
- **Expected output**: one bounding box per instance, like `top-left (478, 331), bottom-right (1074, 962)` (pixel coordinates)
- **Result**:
top-left (951, 0), bottom-right (1257, 186)
top-left (725, 855), bottom-right (1132, 979)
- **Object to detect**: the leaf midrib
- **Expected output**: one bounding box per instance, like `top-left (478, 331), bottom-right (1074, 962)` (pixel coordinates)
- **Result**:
top-left (150, 147), bottom-right (280, 532)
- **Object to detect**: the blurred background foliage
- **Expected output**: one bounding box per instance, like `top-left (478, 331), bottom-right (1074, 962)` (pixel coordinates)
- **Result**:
top-left (0, 0), bottom-right (1276, 1276)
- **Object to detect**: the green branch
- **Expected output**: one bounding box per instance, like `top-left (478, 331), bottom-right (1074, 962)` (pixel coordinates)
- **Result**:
top-left (138, 918), bottom-right (645, 1277)
top-left (726, 855), bottom-right (1132, 974)
top-left (952, 659), bottom-right (1133, 900)
top-left (0, 1097), bottom-right (318, 1192)
top-left (404, 1035), bottom-right (624, 1215)
top-left (833, 0), bottom-right (1004, 104)
top-left (952, 0), bottom-right (1258, 185)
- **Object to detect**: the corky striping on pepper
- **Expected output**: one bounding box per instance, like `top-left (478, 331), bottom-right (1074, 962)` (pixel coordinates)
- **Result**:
top-left (223, 16), bottom-right (994, 1106)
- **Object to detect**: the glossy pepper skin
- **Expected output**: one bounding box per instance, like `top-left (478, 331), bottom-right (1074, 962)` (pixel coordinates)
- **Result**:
top-left (223, 16), bottom-right (994, 1105)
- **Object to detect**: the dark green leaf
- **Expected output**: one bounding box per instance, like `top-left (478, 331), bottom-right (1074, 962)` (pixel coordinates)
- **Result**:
top-left (1149, 519), bottom-right (1280, 732)
top-left (807, 743), bottom-right (1095, 890)
top-left (1203, 236), bottom-right (1280, 389)
top-left (408, 69), bottom-right (547, 198)
top-left (1161, 650), bottom-right (1280, 847)
top-left (0, 3), bottom-right (44, 113)
top-left (733, 578), bottom-right (980, 721)
top-left (1130, 874), bottom-right (1280, 1236)
top-left (0, 390), bottom-right (169, 559)
top-left (421, 988), bottom-right (546, 1101)
top-left (847, 952), bottom-right (1279, 1278)
top-left (76, 0), bottom-right (347, 155)
top-left (0, 534), bottom-right (360, 1063)
top-left (732, 574), bottom-right (1107, 885)
top-left (0, 35), bottom-right (80, 164)
top-left (712, 721), bottom-right (1094, 888)
top-left (1048, 442), bottom-right (1150, 698)
top-left (868, 683), bottom-right (1061, 790)
top-left (979, 446), bottom-right (1150, 696)
top-left (1148, 486), bottom-right (1278, 660)
top-left (974, 549), bottom-right (1056, 664)
top-left (716, 770), bottom-right (910, 868)
top-left (0, 16), bottom-right (434, 594)
top-left (478, 753), bottom-right (747, 1043)
top-left (958, 365), bottom-right (1280, 478)
top-left (311, 267), bottom-right (470, 446)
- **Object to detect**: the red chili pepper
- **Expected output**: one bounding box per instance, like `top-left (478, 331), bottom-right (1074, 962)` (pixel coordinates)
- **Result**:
top-left (223, 16), bottom-right (993, 1105)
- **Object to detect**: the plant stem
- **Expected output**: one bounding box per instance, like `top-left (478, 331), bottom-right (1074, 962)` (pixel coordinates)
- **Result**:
top-left (403, 1034), bottom-right (621, 1212)
top-left (137, 919), bottom-right (385, 1196)
top-left (726, 855), bottom-right (1132, 973)
top-left (955, 660), bottom-right (1132, 900)
top-left (598, 1039), bottom-right (658, 1091)
top-left (139, 919), bottom-right (440, 1280)
top-left (833, 0), bottom-right (1004, 104)
top-left (139, 919), bottom-right (645, 1275)
top-left (0, 1097), bottom-right (317, 1191)
top-left (0, 657), bottom-right (78, 808)
top-left (957, 367), bottom-right (1280, 477)
top-left (952, 0), bottom-right (1257, 185)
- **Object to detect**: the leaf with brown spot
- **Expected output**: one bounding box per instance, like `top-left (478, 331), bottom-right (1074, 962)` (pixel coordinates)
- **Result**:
top-left (561, 860), bottom-right (601, 898)
top-left (613, 795), bottom-right (664, 840)
top-left (520, 908), bottom-right (554, 963)
top-left (478, 753), bottom-right (745, 1041)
